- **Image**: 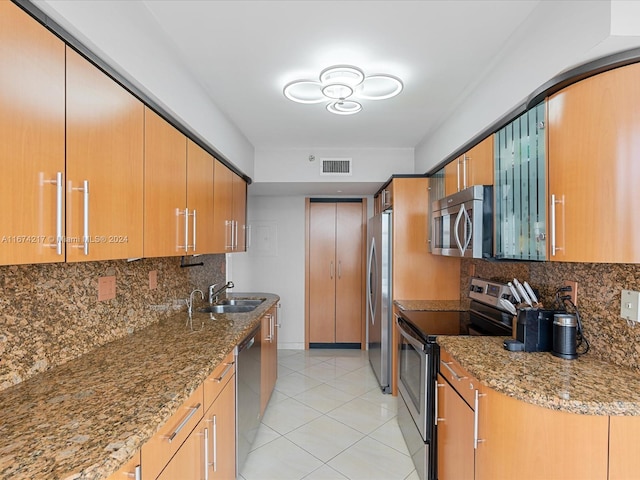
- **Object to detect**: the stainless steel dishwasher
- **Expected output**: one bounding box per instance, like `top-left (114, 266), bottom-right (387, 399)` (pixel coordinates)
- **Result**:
top-left (236, 323), bottom-right (262, 474)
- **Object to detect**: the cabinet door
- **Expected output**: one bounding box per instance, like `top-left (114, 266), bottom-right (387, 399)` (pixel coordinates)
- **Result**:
top-left (156, 419), bottom-right (205, 480)
top-left (308, 202), bottom-right (337, 343)
top-left (212, 160), bottom-right (233, 253)
top-left (609, 415), bottom-right (640, 480)
top-left (206, 373), bottom-right (236, 480)
top-left (466, 136), bottom-right (494, 186)
top-left (0, 1), bottom-right (65, 266)
top-left (444, 157), bottom-right (460, 195)
top-left (143, 108), bottom-right (187, 257)
top-left (548, 62), bottom-right (640, 263)
top-left (436, 374), bottom-right (474, 480)
top-left (232, 173), bottom-right (247, 251)
top-left (475, 387), bottom-right (608, 480)
top-left (66, 48), bottom-right (144, 262)
top-left (187, 140), bottom-right (215, 254)
top-left (335, 202), bottom-right (363, 343)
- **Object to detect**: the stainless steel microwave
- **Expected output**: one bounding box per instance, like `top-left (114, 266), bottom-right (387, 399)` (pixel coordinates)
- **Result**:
top-left (431, 185), bottom-right (493, 258)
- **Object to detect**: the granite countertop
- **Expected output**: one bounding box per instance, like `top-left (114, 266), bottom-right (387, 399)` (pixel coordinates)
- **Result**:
top-left (394, 299), bottom-right (468, 312)
top-left (437, 335), bottom-right (640, 416)
top-left (0, 293), bottom-right (279, 480)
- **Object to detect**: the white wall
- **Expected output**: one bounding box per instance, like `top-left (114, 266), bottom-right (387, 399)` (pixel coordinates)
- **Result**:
top-left (35, 0), bottom-right (255, 176)
top-left (415, 0), bottom-right (619, 174)
top-left (255, 147), bottom-right (415, 183)
top-left (229, 196), bottom-right (307, 349)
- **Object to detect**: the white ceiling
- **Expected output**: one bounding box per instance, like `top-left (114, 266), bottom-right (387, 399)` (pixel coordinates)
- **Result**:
top-left (138, 0), bottom-right (540, 150)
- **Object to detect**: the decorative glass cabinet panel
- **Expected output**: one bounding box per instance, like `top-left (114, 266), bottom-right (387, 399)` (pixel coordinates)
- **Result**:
top-left (494, 102), bottom-right (546, 260)
top-left (428, 169), bottom-right (445, 252)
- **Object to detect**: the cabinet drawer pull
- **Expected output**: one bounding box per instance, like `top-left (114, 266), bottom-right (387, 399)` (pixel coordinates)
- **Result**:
top-left (441, 360), bottom-right (467, 381)
top-left (167, 403), bottom-right (201, 443)
top-left (211, 362), bottom-right (235, 383)
top-left (47, 172), bottom-right (64, 255)
top-left (191, 209), bottom-right (197, 252)
top-left (72, 180), bottom-right (90, 255)
top-left (473, 390), bottom-right (487, 449)
top-left (203, 426), bottom-right (210, 480)
top-left (550, 194), bottom-right (564, 256)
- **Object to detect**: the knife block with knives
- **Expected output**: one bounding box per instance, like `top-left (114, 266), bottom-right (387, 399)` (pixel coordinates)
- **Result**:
top-left (504, 278), bottom-right (556, 352)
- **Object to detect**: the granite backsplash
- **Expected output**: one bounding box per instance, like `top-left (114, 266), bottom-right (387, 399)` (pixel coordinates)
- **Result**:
top-left (0, 255), bottom-right (225, 391)
top-left (462, 258), bottom-right (640, 370)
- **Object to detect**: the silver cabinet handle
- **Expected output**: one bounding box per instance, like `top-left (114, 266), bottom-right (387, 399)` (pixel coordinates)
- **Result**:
top-left (338, 260), bottom-right (342, 279)
top-left (441, 360), bottom-right (467, 381)
top-left (72, 180), bottom-right (90, 255)
top-left (177, 208), bottom-right (189, 252)
top-left (48, 172), bottom-right (64, 255)
top-left (210, 361), bottom-right (235, 383)
top-left (225, 220), bottom-right (233, 249)
top-left (245, 224), bottom-right (252, 249)
top-left (124, 465), bottom-right (141, 480)
top-left (435, 380), bottom-right (444, 425)
top-left (456, 157), bottom-right (461, 192)
top-left (473, 390), bottom-right (486, 449)
top-left (191, 209), bottom-right (197, 252)
top-left (265, 313), bottom-right (273, 342)
top-left (550, 194), bottom-right (563, 256)
top-left (271, 313), bottom-right (275, 341)
top-left (167, 403), bottom-right (200, 443)
top-left (203, 426), bottom-right (209, 480)
top-left (330, 261), bottom-right (334, 279)
top-left (234, 220), bottom-right (239, 250)
top-left (212, 414), bottom-right (218, 473)
top-left (462, 154), bottom-right (468, 190)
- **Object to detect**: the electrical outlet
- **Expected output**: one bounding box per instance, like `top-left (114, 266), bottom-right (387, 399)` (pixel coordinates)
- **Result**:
top-left (621, 289), bottom-right (640, 322)
top-left (149, 270), bottom-right (158, 290)
top-left (562, 280), bottom-right (578, 306)
top-left (98, 275), bottom-right (116, 301)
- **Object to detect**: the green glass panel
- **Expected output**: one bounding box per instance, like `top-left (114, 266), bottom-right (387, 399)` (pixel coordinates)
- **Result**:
top-left (494, 101), bottom-right (546, 260)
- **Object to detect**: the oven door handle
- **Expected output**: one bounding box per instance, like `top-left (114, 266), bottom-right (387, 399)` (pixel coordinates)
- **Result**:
top-left (397, 318), bottom-right (426, 352)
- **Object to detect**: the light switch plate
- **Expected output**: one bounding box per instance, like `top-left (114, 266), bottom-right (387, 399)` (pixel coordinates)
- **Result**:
top-left (620, 289), bottom-right (640, 322)
top-left (149, 270), bottom-right (158, 290)
top-left (98, 276), bottom-right (116, 301)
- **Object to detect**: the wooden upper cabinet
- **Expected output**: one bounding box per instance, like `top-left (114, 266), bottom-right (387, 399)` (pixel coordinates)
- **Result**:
top-left (143, 108), bottom-right (187, 257)
top-left (466, 136), bottom-right (494, 186)
top-left (444, 156), bottom-right (461, 196)
top-left (444, 136), bottom-right (494, 197)
top-left (232, 173), bottom-right (248, 252)
top-left (212, 160), bottom-right (233, 252)
top-left (186, 140), bottom-right (215, 254)
top-left (0, 1), bottom-right (65, 266)
top-left (66, 48), bottom-right (144, 262)
top-left (548, 62), bottom-right (640, 263)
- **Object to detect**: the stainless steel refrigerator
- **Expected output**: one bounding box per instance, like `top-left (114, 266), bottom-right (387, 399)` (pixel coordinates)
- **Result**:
top-left (367, 211), bottom-right (392, 394)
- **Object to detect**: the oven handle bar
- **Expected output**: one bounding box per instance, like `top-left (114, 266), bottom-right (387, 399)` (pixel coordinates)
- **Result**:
top-left (396, 317), bottom-right (426, 351)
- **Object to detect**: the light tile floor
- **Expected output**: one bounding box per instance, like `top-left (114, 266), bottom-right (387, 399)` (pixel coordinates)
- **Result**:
top-left (239, 349), bottom-right (419, 480)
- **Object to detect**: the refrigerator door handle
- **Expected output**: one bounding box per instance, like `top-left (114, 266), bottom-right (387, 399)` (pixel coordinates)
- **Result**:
top-left (367, 237), bottom-right (378, 325)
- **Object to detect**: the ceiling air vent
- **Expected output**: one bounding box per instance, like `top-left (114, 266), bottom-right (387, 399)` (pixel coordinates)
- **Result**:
top-left (320, 158), bottom-right (352, 176)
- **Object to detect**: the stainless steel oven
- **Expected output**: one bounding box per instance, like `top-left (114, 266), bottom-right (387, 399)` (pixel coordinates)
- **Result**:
top-left (396, 310), bottom-right (465, 480)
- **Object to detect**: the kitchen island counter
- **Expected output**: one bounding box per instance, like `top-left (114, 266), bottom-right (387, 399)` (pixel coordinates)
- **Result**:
top-left (437, 335), bottom-right (640, 416)
top-left (0, 293), bottom-right (279, 480)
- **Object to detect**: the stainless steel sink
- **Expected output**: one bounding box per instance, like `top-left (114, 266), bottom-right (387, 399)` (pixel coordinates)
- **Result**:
top-left (198, 304), bottom-right (257, 314)
top-left (216, 298), bottom-right (265, 307)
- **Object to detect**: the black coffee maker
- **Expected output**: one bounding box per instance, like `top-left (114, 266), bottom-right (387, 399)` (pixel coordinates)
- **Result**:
top-left (504, 308), bottom-right (555, 352)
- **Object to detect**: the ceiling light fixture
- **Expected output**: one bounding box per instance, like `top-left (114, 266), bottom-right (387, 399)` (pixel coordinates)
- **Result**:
top-left (283, 64), bottom-right (403, 115)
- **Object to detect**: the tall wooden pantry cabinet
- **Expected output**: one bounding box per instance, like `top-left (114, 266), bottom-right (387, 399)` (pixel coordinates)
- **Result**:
top-left (306, 199), bottom-right (366, 348)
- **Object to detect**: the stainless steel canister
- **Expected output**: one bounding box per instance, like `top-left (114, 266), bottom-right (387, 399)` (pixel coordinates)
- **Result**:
top-left (552, 313), bottom-right (578, 359)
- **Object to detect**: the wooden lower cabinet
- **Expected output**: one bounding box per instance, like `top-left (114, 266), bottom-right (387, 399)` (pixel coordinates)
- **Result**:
top-left (205, 372), bottom-right (236, 480)
top-left (436, 373), bottom-right (474, 480)
top-left (261, 306), bottom-right (278, 415)
top-left (438, 349), bottom-right (612, 480)
top-left (608, 415), bottom-right (640, 480)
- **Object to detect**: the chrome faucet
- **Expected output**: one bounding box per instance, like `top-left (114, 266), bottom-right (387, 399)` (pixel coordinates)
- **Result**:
top-left (187, 289), bottom-right (204, 319)
top-left (208, 281), bottom-right (234, 304)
